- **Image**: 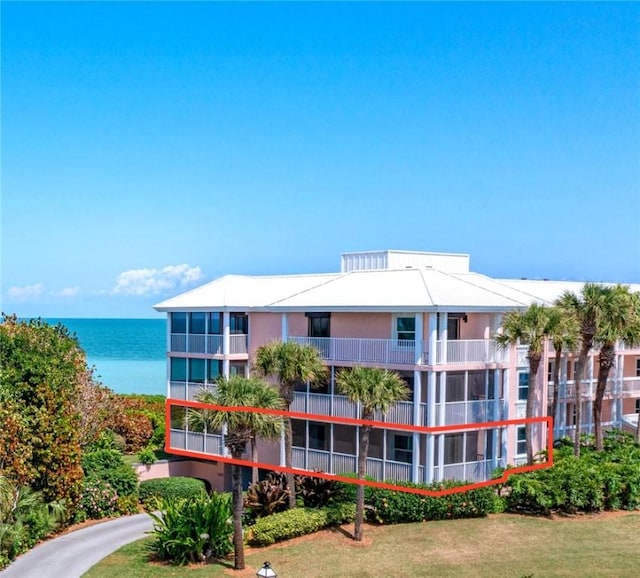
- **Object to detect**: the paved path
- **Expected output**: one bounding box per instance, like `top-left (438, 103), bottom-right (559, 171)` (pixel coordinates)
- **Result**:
top-left (0, 513), bottom-right (154, 578)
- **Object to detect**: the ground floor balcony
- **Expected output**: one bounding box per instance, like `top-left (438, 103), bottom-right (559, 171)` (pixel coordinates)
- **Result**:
top-left (169, 333), bottom-right (248, 355)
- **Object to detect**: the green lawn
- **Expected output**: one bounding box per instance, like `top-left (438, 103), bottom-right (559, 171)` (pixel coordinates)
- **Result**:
top-left (84, 512), bottom-right (640, 578)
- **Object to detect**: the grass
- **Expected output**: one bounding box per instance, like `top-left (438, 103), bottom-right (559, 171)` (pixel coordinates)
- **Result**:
top-left (83, 512), bottom-right (640, 578)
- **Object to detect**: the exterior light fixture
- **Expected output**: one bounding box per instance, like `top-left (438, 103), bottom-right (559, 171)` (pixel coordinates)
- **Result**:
top-left (256, 561), bottom-right (277, 578)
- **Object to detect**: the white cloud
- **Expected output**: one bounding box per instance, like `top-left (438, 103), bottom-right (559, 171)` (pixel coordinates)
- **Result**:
top-left (112, 264), bottom-right (203, 296)
top-left (53, 287), bottom-right (81, 298)
top-left (6, 283), bottom-right (45, 301)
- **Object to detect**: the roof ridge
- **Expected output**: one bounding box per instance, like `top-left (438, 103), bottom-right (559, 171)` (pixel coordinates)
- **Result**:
top-left (441, 271), bottom-right (531, 306)
top-left (267, 271), bottom-right (352, 306)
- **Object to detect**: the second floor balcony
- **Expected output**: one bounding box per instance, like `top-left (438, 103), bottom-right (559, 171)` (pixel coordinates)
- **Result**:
top-left (290, 336), bottom-right (508, 366)
top-left (170, 333), bottom-right (248, 355)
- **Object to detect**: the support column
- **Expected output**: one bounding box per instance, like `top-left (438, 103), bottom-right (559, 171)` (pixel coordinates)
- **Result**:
top-left (439, 313), bottom-right (449, 365)
top-left (281, 313), bottom-right (288, 342)
top-left (412, 369), bottom-right (422, 483)
top-left (437, 371), bottom-right (447, 481)
top-left (426, 369), bottom-right (437, 483)
top-left (428, 312), bottom-right (438, 366)
top-left (222, 311), bottom-right (231, 457)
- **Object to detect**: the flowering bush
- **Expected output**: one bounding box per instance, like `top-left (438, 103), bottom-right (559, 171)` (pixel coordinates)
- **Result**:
top-left (76, 479), bottom-right (119, 521)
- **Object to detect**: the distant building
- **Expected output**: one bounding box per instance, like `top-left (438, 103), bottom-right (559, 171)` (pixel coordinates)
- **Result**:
top-left (154, 250), bottom-right (640, 489)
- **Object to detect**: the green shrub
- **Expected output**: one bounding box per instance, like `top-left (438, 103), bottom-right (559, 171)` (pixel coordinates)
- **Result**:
top-left (139, 477), bottom-right (206, 511)
top-left (82, 449), bottom-right (139, 499)
top-left (245, 473), bottom-right (289, 520)
top-left (365, 481), bottom-right (496, 525)
top-left (148, 493), bottom-right (232, 565)
top-left (504, 433), bottom-right (640, 515)
top-left (295, 471), bottom-right (344, 508)
top-left (76, 479), bottom-right (119, 521)
top-left (137, 447), bottom-right (156, 466)
top-left (247, 504), bottom-right (355, 547)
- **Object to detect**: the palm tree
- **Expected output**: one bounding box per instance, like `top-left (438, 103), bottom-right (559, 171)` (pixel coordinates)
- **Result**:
top-left (592, 286), bottom-right (640, 450)
top-left (335, 366), bottom-right (409, 542)
top-left (254, 340), bottom-right (327, 508)
top-left (546, 307), bottom-right (579, 436)
top-left (556, 284), bottom-right (609, 457)
top-left (496, 303), bottom-right (556, 464)
top-left (186, 376), bottom-right (283, 571)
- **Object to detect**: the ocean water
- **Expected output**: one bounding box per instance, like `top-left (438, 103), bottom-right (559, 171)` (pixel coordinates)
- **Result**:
top-left (44, 318), bottom-right (166, 396)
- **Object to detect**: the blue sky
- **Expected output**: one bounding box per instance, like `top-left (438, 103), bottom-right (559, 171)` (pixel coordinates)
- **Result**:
top-left (2, 2), bottom-right (639, 318)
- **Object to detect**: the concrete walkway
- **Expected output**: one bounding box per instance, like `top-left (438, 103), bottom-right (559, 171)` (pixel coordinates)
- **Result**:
top-left (0, 513), bottom-right (154, 578)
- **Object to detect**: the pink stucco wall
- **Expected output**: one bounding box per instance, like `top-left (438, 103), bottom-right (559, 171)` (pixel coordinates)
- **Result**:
top-left (135, 459), bottom-right (228, 492)
top-left (331, 313), bottom-right (392, 339)
top-left (248, 313), bottom-right (281, 356)
top-left (460, 313), bottom-right (492, 340)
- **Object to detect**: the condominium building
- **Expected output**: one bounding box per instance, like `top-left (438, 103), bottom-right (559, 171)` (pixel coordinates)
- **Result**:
top-left (154, 250), bottom-right (640, 489)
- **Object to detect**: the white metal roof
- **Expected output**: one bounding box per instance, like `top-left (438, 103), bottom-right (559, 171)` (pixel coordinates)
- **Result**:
top-left (154, 258), bottom-right (639, 313)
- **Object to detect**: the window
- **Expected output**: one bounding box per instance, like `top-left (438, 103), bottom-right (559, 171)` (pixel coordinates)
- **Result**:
top-left (189, 358), bottom-right (205, 383)
top-left (230, 313), bottom-right (248, 334)
top-left (171, 312), bottom-right (187, 334)
top-left (392, 434), bottom-right (413, 464)
top-left (170, 357), bottom-right (187, 382)
top-left (230, 362), bottom-right (247, 377)
top-left (207, 359), bottom-right (222, 383)
top-left (518, 372), bottom-right (529, 401)
top-left (446, 372), bottom-right (465, 402)
top-left (636, 359), bottom-right (640, 377)
top-left (208, 313), bottom-right (221, 335)
top-left (635, 399), bottom-right (640, 414)
top-left (516, 427), bottom-right (527, 456)
top-left (443, 433), bottom-right (464, 464)
top-left (309, 422), bottom-right (328, 451)
top-left (292, 420), bottom-right (306, 448)
top-left (307, 313), bottom-right (330, 338)
top-left (548, 361), bottom-right (555, 383)
top-left (447, 316), bottom-right (460, 340)
top-left (395, 316), bottom-right (416, 343)
top-left (189, 312), bottom-right (206, 334)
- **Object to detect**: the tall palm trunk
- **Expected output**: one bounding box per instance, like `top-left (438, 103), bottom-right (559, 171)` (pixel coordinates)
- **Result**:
top-left (355, 414), bottom-right (372, 542)
top-left (231, 456), bottom-right (245, 570)
top-left (636, 405), bottom-right (640, 444)
top-left (550, 344), bottom-right (563, 437)
top-left (573, 346), bottom-right (590, 458)
top-left (251, 439), bottom-right (259, 485)
top-left (284, 415), bottom-right (296, 509)
top-left (594, 343), bottom-right (615, 451)
top-left (526, 355), bottom-right (541, 464)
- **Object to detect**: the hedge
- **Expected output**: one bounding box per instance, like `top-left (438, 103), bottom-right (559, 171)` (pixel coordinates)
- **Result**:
top-left (365, 480), bottom-right (497, 524)
top-left (247, 503), bottom-right (355, 546)
top-left (139, 477), bottom-right (207, 510)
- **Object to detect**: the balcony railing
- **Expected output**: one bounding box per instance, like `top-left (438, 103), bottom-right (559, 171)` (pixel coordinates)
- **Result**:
top-left (292, 392), bottom-right (414, 424)
top-left (292, 448), bottom-right (412, 482)
top-left (169, 333), bottom-right (248, 355)
top-left (434, 399), bottom-right (505, 426)
top-left (433, 458), bottom-right (496, 483)
top-left (168, 429), bottom-right (224, 456)
top-left (169, 381), bottom-right (215, 401)
top-left (435, 339), bottom-right (508, 365)
top-left (289, 336), bottom-right (419, 365)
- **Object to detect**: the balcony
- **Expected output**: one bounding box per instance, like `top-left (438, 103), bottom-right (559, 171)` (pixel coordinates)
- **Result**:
top-left (435, 339), bottom-right (508, 365)
top-left (170, 333), bottom-right (248, 355)
top-left (291, 392), bottom-right (415, 424)
top-left (289, 336), bottom-right (420, 365)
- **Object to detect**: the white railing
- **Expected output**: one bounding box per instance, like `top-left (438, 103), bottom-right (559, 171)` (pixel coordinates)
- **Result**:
top-left (375, 401), bottom-right (414, 425)
top-left (622, 378), bottom-right (640, 396)
top-left (230, 334), bottom-right (248, 354)
top-left (206, 335), bottom-right (223, 354)
top-left (333, 453), bottom-right (357, 475)
top-left (292, 392), bottom-right (413, 424)
top-left (383, 460), bottom-right (412, 482)
top-left (169, 429), bottom-right (224, 456)
top-left (169, 381), bottom-right (215, 401)
top-left (289, 336), bottom-right (420, 365)
top-left (433, 459), bottom-right (493, 483)
top-left (435, 400), bottom-right (502, 426)
top-left (307, 449), bottom-right (331, 472)
top-left (169, 333), bottom-right (247, 355)
top-left (435, 339), bottom-right (508, 365)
